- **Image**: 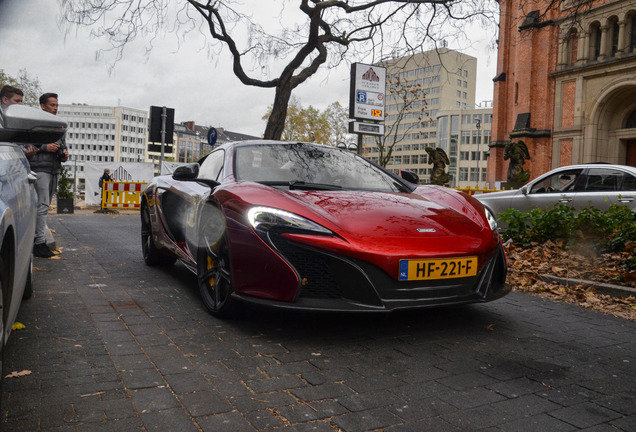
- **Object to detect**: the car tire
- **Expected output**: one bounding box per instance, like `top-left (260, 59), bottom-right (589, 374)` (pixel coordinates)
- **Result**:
top-left (0, 254), bottom-right (8, 337)
top-left (197, 229), bottom-right (236, 318)
top-left (141, 203), bottom-right (176, 267)
top-left (22, 255), bottom-right (33, 299)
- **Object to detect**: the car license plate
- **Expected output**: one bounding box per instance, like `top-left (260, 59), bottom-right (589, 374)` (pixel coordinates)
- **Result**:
top-left (399, 257), bottom-right (478, 281)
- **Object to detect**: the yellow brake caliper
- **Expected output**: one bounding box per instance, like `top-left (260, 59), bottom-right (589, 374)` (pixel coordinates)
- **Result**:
top-left (207, 255), bottom-right (216, 287)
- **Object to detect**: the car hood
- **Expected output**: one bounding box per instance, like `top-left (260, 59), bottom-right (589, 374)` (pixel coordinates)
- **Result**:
top-left (289, 189), bottom-right (482, 238)
top-left (224, 183), bottom-right (495, 258)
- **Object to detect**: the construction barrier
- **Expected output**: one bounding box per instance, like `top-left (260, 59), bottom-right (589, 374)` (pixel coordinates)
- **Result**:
top-left (453, 186), bottom-right (514, 195)
top-left (101, 181), bottom-right (147, 209)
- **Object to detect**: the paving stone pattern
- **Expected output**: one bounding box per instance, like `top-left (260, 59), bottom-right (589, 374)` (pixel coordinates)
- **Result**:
top-left (1, 213), bottom-right (635, 431)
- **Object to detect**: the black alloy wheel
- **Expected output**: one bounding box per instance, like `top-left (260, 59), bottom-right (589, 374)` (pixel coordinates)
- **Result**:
top-left (141, 203), bottom-right (175, 266)
top-left (197, 231), bottom-right (235, 318)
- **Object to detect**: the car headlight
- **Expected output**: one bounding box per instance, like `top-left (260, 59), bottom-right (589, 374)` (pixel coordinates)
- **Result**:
top-left (247, 206), bottom-right (332, 235)
top-left (484, 208), bottom-right (498, 231)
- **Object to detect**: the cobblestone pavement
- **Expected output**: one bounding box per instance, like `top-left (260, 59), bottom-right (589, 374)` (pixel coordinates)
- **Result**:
top-left (1, 213), bottom-right (635, 431)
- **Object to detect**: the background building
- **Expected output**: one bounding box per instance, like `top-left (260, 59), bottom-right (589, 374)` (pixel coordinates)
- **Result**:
top-left (436, 106), bottom-right (492, 187)
top-left (361, 48), bottom-right (493, 186)
top-left (489, 0), bottom-right (636, 187)
top-left (58, 104), bottom-right (148, 194)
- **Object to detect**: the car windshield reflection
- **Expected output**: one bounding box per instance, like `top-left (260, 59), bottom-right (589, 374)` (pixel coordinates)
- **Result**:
top-left (235, 143), bottom-right (405, 192)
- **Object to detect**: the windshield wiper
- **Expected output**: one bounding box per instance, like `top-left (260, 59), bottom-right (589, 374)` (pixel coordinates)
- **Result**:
top-left (288, 181), bottom-right (343, 191)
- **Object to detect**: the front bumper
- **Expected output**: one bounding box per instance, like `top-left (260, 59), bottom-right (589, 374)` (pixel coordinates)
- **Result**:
top-left (232, 237), bottom-right (509, 312)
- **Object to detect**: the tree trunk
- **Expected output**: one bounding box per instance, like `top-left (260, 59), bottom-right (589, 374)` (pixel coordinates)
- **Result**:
top-left (264, 81), bottom-right (294, 140)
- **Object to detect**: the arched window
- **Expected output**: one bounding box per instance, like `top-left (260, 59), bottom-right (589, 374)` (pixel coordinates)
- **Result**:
top-left (630, 14), bottom-right (636, 53)
top-left (590, 22), bottom-right (602, 60)
top-left (609, 17), bottom-right (619, 56)
top-left (567, 29), bottom-right (578, 65)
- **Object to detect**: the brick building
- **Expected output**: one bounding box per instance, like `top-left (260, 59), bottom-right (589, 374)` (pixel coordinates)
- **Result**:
top-left (488, 0), bottom-right (636, 187)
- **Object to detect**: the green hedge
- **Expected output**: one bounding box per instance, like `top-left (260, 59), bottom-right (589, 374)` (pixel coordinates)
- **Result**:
top-left (498, 203), bottom-right (636, 254)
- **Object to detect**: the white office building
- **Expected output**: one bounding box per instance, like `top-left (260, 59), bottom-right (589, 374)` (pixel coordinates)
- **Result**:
top-left (57, 104), bottom-right (148, 193)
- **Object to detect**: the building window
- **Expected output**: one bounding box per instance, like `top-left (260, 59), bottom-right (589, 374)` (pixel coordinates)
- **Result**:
top-left (483, 130), bottom-right (491, 145)
top-left (610, 17), bottom-right (619, 56)
top-left (471, 151), bottom-right (481, 161)
top-left (591, 22), bottom-right (602, 59)
top-left (459, 168), bottom-right (468, 181)
top-left (472, 131), bottom-right (481, 144)
top-left (631, 15), bottom-right (636, 53)
top-left (470, 168), bottom-right (479, 181)
top-left (460, 151), bottom-right (469, 160)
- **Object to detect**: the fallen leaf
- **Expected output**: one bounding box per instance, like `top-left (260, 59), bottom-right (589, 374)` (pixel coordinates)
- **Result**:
top-left (5, 370), bottom-right (32, 379)
top-left (12, 322), bottom-right (25, 331)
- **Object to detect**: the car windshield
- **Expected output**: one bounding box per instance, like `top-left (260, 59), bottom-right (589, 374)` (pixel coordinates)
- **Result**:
top-left (234, 143), bottom-right (407, 192)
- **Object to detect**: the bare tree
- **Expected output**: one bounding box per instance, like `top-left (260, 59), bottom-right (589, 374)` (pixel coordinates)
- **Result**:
top-left (375, 76), bottom-right (427, 167)
top-left (60, 0), bottom-right (500, 139)
top-left (0, 69), bottom-right (42, 107)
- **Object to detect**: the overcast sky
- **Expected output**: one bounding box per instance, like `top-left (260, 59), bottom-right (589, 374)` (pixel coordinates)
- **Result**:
top-left (0, 0), bottom-right (498, 137)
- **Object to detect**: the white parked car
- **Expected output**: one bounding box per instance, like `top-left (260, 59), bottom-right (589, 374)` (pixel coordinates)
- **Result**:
top-left (476, 164), bottom-right (636, 220)
top-left (0, 104), bottom-right (66, 374)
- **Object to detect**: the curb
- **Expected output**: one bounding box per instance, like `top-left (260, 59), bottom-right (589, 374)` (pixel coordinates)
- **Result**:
top-left (539, 274), bottom-right (636, 298)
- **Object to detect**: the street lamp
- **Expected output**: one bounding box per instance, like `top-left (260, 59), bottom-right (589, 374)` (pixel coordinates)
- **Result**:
top-left (475, 118), bottom-right (481, 187)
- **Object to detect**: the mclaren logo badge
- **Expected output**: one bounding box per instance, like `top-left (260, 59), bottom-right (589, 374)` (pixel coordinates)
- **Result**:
top-left (417, 228), bottom-right (436, 233)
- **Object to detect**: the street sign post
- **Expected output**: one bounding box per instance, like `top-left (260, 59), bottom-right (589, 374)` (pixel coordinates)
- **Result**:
top-left (349, 121), bottom-right (385, 136)
top-left (348, 62), bottom-right (386, 153)
top-left (349, 63), bottom-right (386, 122)
top-left (207, 127), bottom-right (218, 146)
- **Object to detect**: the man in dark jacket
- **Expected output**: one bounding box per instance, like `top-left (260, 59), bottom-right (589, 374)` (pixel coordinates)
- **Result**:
top-left (99, 169), bottom-right (113, 189)
top-left (24, 93), bottom-right (68, 258)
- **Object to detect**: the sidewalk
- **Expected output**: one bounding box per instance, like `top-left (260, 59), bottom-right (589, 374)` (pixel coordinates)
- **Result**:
top-left (2, 212), bottom-right (635, 431)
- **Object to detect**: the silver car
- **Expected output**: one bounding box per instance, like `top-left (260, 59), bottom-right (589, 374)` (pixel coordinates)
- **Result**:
top-left (0, 104), bottom-right (66, 374)
top-left (476, 164), bottom-right (636, 220)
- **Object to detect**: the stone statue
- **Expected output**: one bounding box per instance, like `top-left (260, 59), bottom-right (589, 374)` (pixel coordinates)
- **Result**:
top-left (504, 140), bottom-right (531, 188)
top-left (426, 147), bottom-right (450, 185)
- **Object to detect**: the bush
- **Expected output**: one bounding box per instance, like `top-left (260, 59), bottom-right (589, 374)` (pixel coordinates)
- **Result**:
top-left (57, 167), bottom-right (73, 200)
top-left (499, 203), bottom-right (636, 252)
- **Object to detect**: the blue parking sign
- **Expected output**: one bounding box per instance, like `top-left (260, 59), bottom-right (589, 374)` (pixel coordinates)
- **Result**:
top-left (356, 90), bottom-right (367, 103)
top-left (207, 127), bottom-right (218, 146)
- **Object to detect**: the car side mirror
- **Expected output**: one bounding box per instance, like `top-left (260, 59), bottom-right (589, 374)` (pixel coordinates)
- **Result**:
top-left (520, 185), bottom-right (529, 195)
top-left (173, 163), bottom-right (199, 180)
top-left (400, 170), bottom-right (419, 184)
top-left (172, 163), bottom-right (220, 188)
top-left (0, 104), bottom-right (67, 143)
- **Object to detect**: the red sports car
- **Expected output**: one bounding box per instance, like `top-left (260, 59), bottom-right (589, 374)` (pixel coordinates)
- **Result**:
top-left (141, 140), bottom-right (508, 317)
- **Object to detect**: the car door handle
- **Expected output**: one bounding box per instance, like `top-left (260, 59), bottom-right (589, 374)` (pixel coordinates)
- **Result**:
top-left (618, 197), bottom-right (634, 203)
top-left (28, 171), bottom-right (37, 184)
top-left (558, 197), bottom-right (572, 203)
